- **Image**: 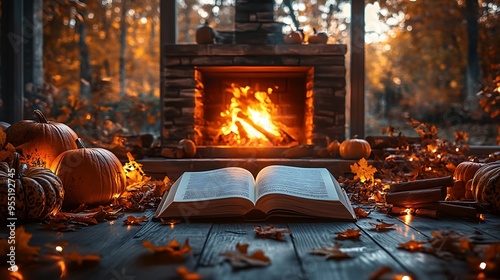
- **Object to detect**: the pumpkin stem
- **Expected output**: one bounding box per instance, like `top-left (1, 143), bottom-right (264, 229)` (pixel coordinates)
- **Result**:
top-left (313, 28), bottom-right (317, 34)
top-left (34, 109), bottom-right (49, 123)
top-left (13, 152), bottom-right (21, 179)
top-left (76, 138), bottom-right (87, 149)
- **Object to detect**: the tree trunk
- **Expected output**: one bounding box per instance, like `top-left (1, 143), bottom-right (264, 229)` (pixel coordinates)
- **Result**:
top-left (78, 1), bottom-right (91, 101)
top-left (119, 0), bottom-right (128, 97)
top-left (464, 0), bottom-right (481, 110)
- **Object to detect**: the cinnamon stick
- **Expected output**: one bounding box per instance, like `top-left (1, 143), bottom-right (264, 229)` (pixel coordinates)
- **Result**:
top-left (437, 202), bottom-right (480, 219)
top-left (385, 187), bottom-right (446, 207)
top-left (415, 208), bottom-right (439, 219)
top-left (390, 176), bottom-right (454, 192)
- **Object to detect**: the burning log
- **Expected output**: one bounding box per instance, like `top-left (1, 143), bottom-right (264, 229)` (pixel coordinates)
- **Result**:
top-left (389, 176), bottom-right (454, 192)
top-left (236, 111), bottom-right (281, 144)
top-left (385, 187), bottom-right (447, 207)
top-left (235, 121), bottom-right (249, 142)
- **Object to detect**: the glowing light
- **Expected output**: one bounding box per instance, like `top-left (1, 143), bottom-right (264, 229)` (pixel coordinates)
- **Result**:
top-left (170, 222), bottom-right (175, 229)
top-left (218, 84), bottom-right (283, 146)
top-left (140, 17), bottom-right (148, 24)
top-left (479, 262), bottom-right (487, 270)
top-left (56, 246), bottom-right (63, 252)
top-left (85, 113), bottom-right (92, 120)
top-left (401, 276), bottom-right (412, 280)
top-left (109, 221), bottom-right (115, 225)
top-left (455, 148), bottom-right (460, 152)
top-left (58, 260), bottom-right (67, 278)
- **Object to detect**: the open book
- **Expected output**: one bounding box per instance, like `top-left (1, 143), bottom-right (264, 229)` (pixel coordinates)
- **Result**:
top-left (154, 165), bottom-right (356, 221)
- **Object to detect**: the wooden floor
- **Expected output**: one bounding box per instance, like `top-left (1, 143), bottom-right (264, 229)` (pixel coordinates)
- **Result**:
top-left (2, 208), bottom-right (499, 280)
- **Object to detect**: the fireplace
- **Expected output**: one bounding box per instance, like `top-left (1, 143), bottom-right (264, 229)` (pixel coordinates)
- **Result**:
top-left (163, 44), bottom-right (347, 151)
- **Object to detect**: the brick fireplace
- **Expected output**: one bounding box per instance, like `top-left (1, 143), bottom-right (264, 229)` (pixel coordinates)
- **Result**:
top-left (163, 44), bottom-right (347, 149)
top-left (162, 0), bottom-right (347, 152)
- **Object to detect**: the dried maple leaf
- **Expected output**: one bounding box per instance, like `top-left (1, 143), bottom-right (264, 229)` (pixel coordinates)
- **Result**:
top-left (398, 240), bottom-right (427, 252)
top-left (220, 243), bottom-right (271, 268)
top-left (350, 158), bottom-right (377, 183)
top-left (310, 243), bottom-right (352, 260)
top-left (334, 228), bottom-right (361, 240)
top-left (143, 239), bottom-right (191, 258)
top-left (0, 226), bottom-right (40, 264)
top-left (124, 215), bottom-right (148, 225)
top-left (354, 207), bottom-right (371, 218)
top-left (428, 230), bottom-right (474, 259)
top-left (60, 251), bottom-right (101, 265)
top-left (176, 266), bottom-right (203, 280)
top-left (369, 221), bottom-right (396, 232)
top-left (254, 225), bottom-right (291, 241)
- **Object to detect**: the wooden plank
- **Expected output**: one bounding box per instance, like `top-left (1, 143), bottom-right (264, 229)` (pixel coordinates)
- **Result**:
top-left (287, 222), bottom-right (409, 279)
top-left (357, 210), bottom-right (475, 279)
top-left (196, 223), bottom-right (301, 280)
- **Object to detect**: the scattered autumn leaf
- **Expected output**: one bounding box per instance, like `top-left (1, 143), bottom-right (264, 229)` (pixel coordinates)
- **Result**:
top-left (369, 221), bottom-right (396, 232)
top-left (220, 243), bottom-right (271, 268)
top-left (60, 251), bottom-right (101, 265)
top-left (0, 226), bottom-right (40, 264)
top-left (254, 225), bottom-right (291, 241)
top-left (177, 266), bottom-right (203, 280)
top-left (398, 240), bottom-right (427, 252)
top-left (334, 228), bottom-right (361, 240)
top-left (428, 230), bottom-right (474, 259)
top-left (350, 158), bottom-right (377, 183)
top-left (354, 207), bottom-right (372, 218)
top-left (368, 266), bottom-right (393, 280)
top-left (124, 215), bottom-right (148, 225)
top-left (310, 243), bottom-right (352, 260)
top-left (143, 239), bottom-right (191, 258)
top-left (160, 218), bottom-right (182, 227)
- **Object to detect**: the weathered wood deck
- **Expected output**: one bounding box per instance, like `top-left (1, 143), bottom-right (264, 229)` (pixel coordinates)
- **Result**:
top-left (2, 208), bottom-right (499, 280)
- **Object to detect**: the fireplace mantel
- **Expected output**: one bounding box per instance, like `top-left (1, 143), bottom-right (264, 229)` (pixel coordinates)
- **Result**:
top-left (162, 44), bottom-right (347, 148)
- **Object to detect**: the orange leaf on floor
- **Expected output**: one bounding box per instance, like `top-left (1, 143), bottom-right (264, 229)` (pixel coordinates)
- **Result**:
top-left (310, 243), bottom-right (352, 260)
top-left (354, 207), bottom-right (372, 218)
top-left (220, 243), bottom-right (271, 268)
top-left (176, 266), bottom-right (203, 280)
top-left (398, 240), bottom-right (427, 252)
top-left (369, 221), bottom-right (396, 232)
top-left (254, 225), bottom-right (291, 241)
top-left (143, 239), bottom-right (191, 258)
top-left (334, 228), bottom-right (361, 240)
top-left (124, 215), bottom-right (148, 225)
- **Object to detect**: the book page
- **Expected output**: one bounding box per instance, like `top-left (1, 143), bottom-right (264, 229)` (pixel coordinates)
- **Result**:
top-left (173, 167), bottom-right (256, 203)
top-left (255, 165), bottom-right (339, 201)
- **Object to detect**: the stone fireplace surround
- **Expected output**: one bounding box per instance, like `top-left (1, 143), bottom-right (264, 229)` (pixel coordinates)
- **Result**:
top-left (163, 43), bottom-right (347, 150)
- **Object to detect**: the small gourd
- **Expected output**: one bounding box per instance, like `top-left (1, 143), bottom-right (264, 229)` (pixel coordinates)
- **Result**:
top-left (308, 28), bottom-right (328, 44)
top-left (0, 153), bottom-right (64, 222)
top-left (284, 30), bottom-right (303, 44)
top-left (196, 20), bottom-right (216, 44)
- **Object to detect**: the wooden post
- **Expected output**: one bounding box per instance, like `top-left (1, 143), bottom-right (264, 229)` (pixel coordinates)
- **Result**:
top-left (160, 0), bottom-right (177, 145)
top-left (23, 0), bottom-right (44, 105)
top-left (1, 0), bottom-right (24, 123)
top-left (350, 0), bottom-right (365, 138)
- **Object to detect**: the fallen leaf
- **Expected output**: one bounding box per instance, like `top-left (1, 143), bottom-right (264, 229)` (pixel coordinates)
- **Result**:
top-left (220, 243), bottom-right (271, 268)
top-left (160, 218), bottom-right (182, 227)
top-left (143, 239), bottom-right (191, 258)
top-left (124, 215), bottom-right (148, 225)
top-left (368, 266), bottom-right (393, 280)
top-left (254, 225), bottom-right (291, 241)
top-left (398, 240), bottom-right (427, 252)
top-left (350, 158), bottom-right (377, 183)
top-left (0, 226), bottom-right (40, 264)
top-left (177, 266), bottom-right (203, 280)
top-left (60, 251), bottom-right (101, 265)
top-left (354, 207), bottom-right (372, 218)
top-left (334, 228), bottom-right (361, 240)
top-left (310, 243), bottom-right (352, 260)
top-left (369, 221), bottom-right (396, 232)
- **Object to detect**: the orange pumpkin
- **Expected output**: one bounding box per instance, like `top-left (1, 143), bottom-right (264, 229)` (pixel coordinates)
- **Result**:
top-left (6, 110), bottom-right (78, 168)
top-left (339, 138), bottom-right (372, 160)
top-left (50, 138), bottom-right (127, 209)
top-left (196, 20), bottom-right (216, 44)
top-left (327, 139), bottom-right (341, 157)
top-left (308, 28), bottom-right (328, 44)
top-left (284, 30), bottom-right (303, 44)
top-left (453, 161), bottom-right (484, 182)
top-left (470, 161), bottom-right (500, 210)
top-left (0, 153), bottom-right (64, 222)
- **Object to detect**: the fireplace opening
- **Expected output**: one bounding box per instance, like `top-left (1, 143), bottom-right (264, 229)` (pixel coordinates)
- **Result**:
top-left (194, 66), bottom-right (313, 147)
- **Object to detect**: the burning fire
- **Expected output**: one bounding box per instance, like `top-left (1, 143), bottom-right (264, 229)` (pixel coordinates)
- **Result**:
top-left (218, 84), bottom-right (284, 146)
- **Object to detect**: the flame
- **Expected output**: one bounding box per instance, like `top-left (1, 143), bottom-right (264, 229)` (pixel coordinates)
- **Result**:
top-left (218, 84), bottom-right (283, 146)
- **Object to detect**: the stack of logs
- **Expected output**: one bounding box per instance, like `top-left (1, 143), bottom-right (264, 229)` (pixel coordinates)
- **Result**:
top-left (386, 176), bottom-right (482, 219)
